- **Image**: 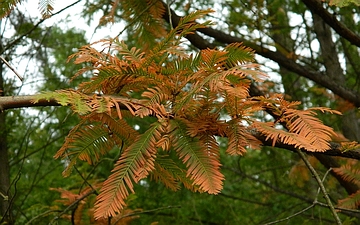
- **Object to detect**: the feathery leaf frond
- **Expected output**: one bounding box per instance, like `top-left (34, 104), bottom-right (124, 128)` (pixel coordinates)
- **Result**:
top-left (38, 0), bottom-right (54, 18)
top-left (169, 119), bottom-right (224, 194)
top-left (334, 164), bottom-right (360, 209)
top-left (224, 42), bottom-right (255, 67)
top-left (226, 119), bottom-right (262, 155)
top-left (333, 164), bottom-right (360, 186)
top-left (151, 155), bottom-right (183, 191)
top-left (282, 109), bottom-right (337, 151)
top-left (42, 7), bottom-right (345, 220)
top-left (337, 190), bottom-right (360, 209)
top-left (54, 120), bottom-right (116, 176)
top-left (119, 0), bottom-right (166, 48)
top-left (94, 121), bottom-right (164, 219)
top-left (252, 121), bottom-right (316, 151)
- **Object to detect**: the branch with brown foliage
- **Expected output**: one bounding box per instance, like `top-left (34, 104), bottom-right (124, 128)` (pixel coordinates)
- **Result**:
top-left (161, 1), bottom-right (360, 108)
top-left (1, 94), bottom-right (359, 161)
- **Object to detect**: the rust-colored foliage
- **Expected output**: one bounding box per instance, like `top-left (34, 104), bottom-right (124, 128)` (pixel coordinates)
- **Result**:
top-left (36, 9), bottom-right (342, 219)
top-left (50, 187), bottom-right (139, 224)
top-left (333, 159), bottom-right (360, 209)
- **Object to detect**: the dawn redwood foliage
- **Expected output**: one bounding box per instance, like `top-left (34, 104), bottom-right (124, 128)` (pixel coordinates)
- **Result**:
top-left (32, 8), bottom-right (344, 219)
top-left (1, 0), bottom-right (360, 224)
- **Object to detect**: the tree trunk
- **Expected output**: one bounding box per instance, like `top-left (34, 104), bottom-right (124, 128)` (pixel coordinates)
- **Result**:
top-left (0, 42), bottom-right (13, 224)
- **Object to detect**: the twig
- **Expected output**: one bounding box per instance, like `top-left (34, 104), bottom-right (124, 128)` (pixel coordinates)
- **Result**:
top-left (1, 0), bottom-right (82, 55)
top-left (73, 165), bottom-right (98, 195)
top-left (263, 166), bottom-right (334, 224)
top-left (314, 168), bottom-right (332, 202)
top-left (296, 149), bottom-right (342, 225)
top-left (263, 204), bottom-right (314, 225)
top-left (0, 191), bottom-right (7, 201)
top-left (0, 171), bottom-right (20, 224)
top-left (0, 56), bottom-right (23, 81)
top-left (25, 209), bottom-right (61, 225)
top-left (166, 0), bottom-right (173, 29)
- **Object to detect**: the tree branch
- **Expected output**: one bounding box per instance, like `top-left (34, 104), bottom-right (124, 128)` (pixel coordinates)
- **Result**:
top-left (1, 0), bottom-right (82, 55)
top-left (0, 95), bottom-right (60, 111)
top-left (161, 1), bottom-right (360, 107)
top-left (296, 148), bottom-right (342, 224)
top-left (301, 0), bottom-right (360, 48)
top-left (1, 94), bottom-right (360, 161)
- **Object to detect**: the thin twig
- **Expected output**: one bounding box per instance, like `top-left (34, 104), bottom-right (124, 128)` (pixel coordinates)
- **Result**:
top-left (0, 191), bottom-right (7, 200)
top-left (296, 149), bottom-right (342, 225)
top-left (167, 0), bottom-right (173, 29)
top-left (0, 56), bottom-right (23, 81)
top-left (1, 0), bottom-right (82, 55)
top-left (0, 171), bottom-right (20, 224)
top-left (74, 165), bottom-right (98, 195)
top-left (263, 204), bottom-right (314, 225)
top-left (25, 209), bottom-right (61, 225)
top-left (263, 165), bottom-right (334, 224)
top-left (314, 168), bottom-right (332, 202)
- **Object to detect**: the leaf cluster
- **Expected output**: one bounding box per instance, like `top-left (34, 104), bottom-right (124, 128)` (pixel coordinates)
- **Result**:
top-left (34, 9), bottom-right (342, 219)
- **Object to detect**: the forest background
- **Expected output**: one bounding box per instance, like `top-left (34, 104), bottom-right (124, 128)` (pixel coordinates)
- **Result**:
top-left (1, 0), bottom-right (360, 224)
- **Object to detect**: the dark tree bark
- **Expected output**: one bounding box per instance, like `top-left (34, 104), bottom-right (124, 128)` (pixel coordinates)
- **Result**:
top-left (0, 43), bottom-right (13, 225)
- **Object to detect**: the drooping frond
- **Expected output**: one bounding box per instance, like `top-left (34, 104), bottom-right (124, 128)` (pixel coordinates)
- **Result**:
top-left (68, 41), bottom-right (139, 94)
top-left (94, 121), bottom-right (165, 219)
top-left (250, 96), bottom-right (339, 152)
top-left (54, 120), bottom-right (116, 176)
top-left (90, 112), bottom-right (138, 147)
top-left (281, 108), bottom-right (338, 151)
top-left (252, 121), bottom-right (316, 151)
top-left (199, 134), bottom-right (220, 163)
top-left (333, 164), bottom-right (360, 186)
top-left (226, 119), bottom-right (262, 155)
top-left (150, 155), bottom-right (184, 191)
top-left (152, 155), bottom-right (197, 191)
top-left (79, 68), bottom-right (130, 94)
top-left (173, 44), bottom-right (261, 114)
top-left (200, 49), bottom-right (228, 70)
top-left (337, 190), bottom-right (360, 209)
top-left (169, 119), bottom-right (224, 194)
top-left (184, 110), bottom-right (227, 138)
top-left (116, 40), bottom-right (146, 63)
top-left (333, 163), bottom-right (360, 209)
top-left (38, 0), bottom-right (54, 18)
top-left (135, 86), bottom-right (171, 118)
